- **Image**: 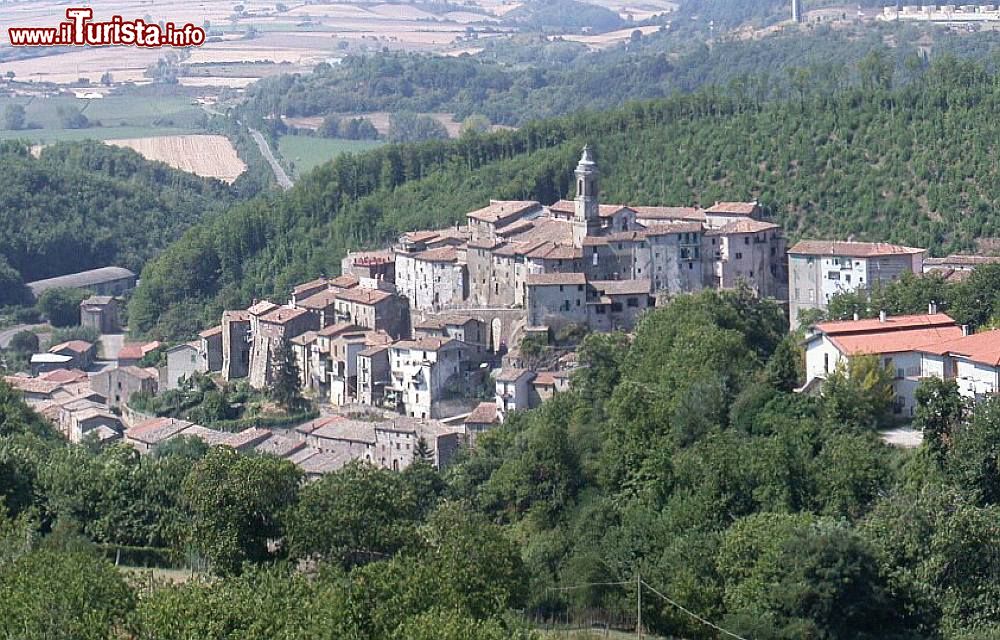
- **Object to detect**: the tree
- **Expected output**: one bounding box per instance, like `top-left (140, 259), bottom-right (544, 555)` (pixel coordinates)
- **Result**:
top-left (182, 447), bottom-right (301, 575)
top-left (913, 377), bottom-right (964, 459)
top-left (0, 550), bottom-right (135, 640)
top-left (7, 330), bottom-right (38, 354)
top-left (460, 114), bottom-right (491, 136)
top-left (270, 338), bottom-right (302, 411)
top-left (285, 462), bottom-right (419, 567)
top-left (4, 104), bottom-right (25, 131)
top-left (414, 436), bottom-right (434, 464)
top-left (317, 114), bottom-right (341, 138)
top-left (56, 105), bottom-right (89, 129)
top-left (945, 395), bottom-right (1000, 506)
top-left (763, 334), bottom-right (803, 392)
top-left (340, 117), bottom-right (379, 140)
top-left (36, 288), bottom-right (88, 327)
top-left (0, 257), bottom-right (26, 305)
top-left (822, 355), bottom-right (895, 429)
top-left (99, 72), bottom-right (113, 86)
top-left (387, 112), bottom-right (449, 143)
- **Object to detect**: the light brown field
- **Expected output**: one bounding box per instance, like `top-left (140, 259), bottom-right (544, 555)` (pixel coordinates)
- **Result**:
top-left (554, 25), bottom-right (663, 50)
top-left (106, 134), bottom-right (246, 183)
top-left (178, 76), bottom-right (260, 88)
top-left (286, 111), bottom-right (464, 138)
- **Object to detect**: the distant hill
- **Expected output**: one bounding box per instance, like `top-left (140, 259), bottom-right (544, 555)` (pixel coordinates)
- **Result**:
top-left (501, 0), bottom-right (626, 32)
top-left (0, 141), bottom-right (235, 291)
top-left (134, 57), bottom-right (1000, 339)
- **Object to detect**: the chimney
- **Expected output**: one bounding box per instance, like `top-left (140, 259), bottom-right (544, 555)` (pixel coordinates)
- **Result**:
top-left (929, 301), bottom-right (938, 315)
top-left (853, 312), bottom-right (859, 321)
top-left (879, 310), bottom-right (887, 323)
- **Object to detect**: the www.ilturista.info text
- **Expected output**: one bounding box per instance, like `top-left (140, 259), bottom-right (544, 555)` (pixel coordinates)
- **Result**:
top-left (8, 8), bottom-right (206, 47)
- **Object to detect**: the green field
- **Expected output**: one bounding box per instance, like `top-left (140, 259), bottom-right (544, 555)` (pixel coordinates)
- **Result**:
top-left (278, 134), bottom-right (383, 177)
top-left (0, 95), bottom-right (207, 143)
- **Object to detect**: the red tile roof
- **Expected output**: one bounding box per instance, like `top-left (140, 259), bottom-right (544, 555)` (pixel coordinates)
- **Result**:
top-left (292, 277), bottom-right (328, 295)
top-left (392, 337), bottom-right (457, 352)
top-left (706, 201), bottom-right (759, 215)
top-left (117, 344), bottom-right (145, 361)
top-left (49, 340), bottom-right (93, 354)
top-left (640, 222), bottom-right (704, 235)
top-left (260, 307), bottom-right (311, 325)
top-left (919, 330), bottom-right (1000, 367)
top-left (248, 300), bottom-right (279, 316)
top-left (592, 280), bottom-right (652, 296)
top-left (495, 368), bottom-right (534, 383)
top-left (336, 287), bottom-right (394, 305)
top-left (707, 219), bottom-right (780, 235)
top-left (329, 274), bottom-right (360, 289)
top-left (465, 401), bottom-right (498, 425)
top-left (415, 247), bottom-right (460, 263)
top-left (298, 290), bottom-right (339, 310)
top-left (466, 200), bottom-right (540, 223)
top-left (39, 368), bottom-right (87, 384)
top-left (789, 240), bottom-right (925, 257)
top-left (3, 376), bottom-right (62, 395)
top-left (814, 313), bottom-right (963, 356)
top-left (318, 322), bottom-right (364, 338)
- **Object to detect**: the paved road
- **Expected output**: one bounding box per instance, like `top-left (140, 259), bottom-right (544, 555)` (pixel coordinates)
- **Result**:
top-left (0, 323), bottom-right (46, 349)
top-left (249, 127), bottom-right (294, 190)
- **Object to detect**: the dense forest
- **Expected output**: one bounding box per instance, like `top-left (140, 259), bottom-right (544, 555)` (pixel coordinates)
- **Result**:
top-left (0, 141), bottom-right (235, 302)
top-left (243, 22), bottom-right (1000, 127)
top-left (8, 288), bottom-right (1000, 638)
top-left (135, 55), bottom-right (1000, 339)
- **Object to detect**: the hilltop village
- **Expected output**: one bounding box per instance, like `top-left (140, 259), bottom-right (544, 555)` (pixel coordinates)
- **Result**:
top-left (8, 147), bottom-right (1000, 475)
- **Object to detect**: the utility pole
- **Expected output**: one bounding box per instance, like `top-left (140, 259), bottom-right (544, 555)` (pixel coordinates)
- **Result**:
top-left (637, 572), bottom-right (642, 639)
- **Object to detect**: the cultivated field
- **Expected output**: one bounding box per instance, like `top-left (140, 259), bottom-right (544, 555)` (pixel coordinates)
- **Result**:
top-left (285, 112), bottom-right (465, 138)
top-left (107, 135), bottom-right (246, 183)
top-left (278, 134), bottom-right (383, 177)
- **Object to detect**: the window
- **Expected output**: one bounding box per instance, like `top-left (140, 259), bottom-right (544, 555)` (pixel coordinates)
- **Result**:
top-left (596, 305), bottom-right (606, 314)
top-left (744, 237), bottom-right (750, 245)
top-left (824, 352), bottom-right (830, 373)
top-left (627, 297), bottom-right (639, 308)
top-left (735, 252), bottom-right (743, 260)
top-left (577, 284), bottom-right (584, 292)
top-left (611, 302), bottom-right (623, 312)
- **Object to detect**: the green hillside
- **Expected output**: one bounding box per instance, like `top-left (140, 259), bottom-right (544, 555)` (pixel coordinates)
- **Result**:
top-left (133, 56), bottom-right (1000, 338)
top-left (0, 141), bottom-right (236, 305)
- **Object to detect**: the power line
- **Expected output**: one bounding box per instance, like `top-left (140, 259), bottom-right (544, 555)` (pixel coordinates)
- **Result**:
top-left (545, 580), bottom-right (631, 592)
top-left (640, 579), bottom-right (749, 640)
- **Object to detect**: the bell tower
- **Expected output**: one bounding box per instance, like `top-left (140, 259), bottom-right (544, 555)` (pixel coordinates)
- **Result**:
top-left (573, 145), bottom-right (600, 247)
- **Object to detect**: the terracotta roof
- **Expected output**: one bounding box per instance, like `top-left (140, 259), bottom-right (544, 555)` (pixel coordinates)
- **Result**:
top-left (495, 368), bottom-right (535, 383)
top-left (706, 201), bottom-right (759, 215)
top-left (466, 200), bottom-right (540, 223)
top-left (403, 230), bottom-right (441, 243)
top-left (502, 217), bottom-right (574, 245)
top-left (465, 401), bottom-right (498, 425)
top-left (3, 376), bottom-right (62, 395)
top-left (706, 218), bottom-right (780, 235)
top-left (358, 344), bottom-right (389, 357)
top-left (632, 206), bottom-right (705, 222)
top-left (496, 219), bottom-right (536, 237)
top-left (260, 307), bottom-right (311, 325)
top-left (336, 287), bottom-right (394, 305)
top-left (815, 313), bottom-right (956, 335)
top-left (414, 247), bottom-right (460, 263)
top-left (49, 340), bottom-right (93, 354)
top-left (298, 290), bottom-right (339, 310)
top-left (345, 250), bottom-right (394, 266)
top-left (247, 300), bottom-right (279, 316)
top-left (117, 344), bottom-right (145, 361)
top-left (39, 369), bottom-right (87, 384)
top-left (548, 199), bottom-right (575, 214)
top-left (526, 243), bottom-right (582, 260)
top-left (318, 322), bottom-right (364, 338)
top-left (310, 418), bottom-right (377, 444)
top-left (592, 280), bottom-right (652, 295)
top-left (830, 326), bottom-right (965, 356)
top-left (199, 325), bottom-right (222, 339)
top-left (468, 239), bottom-right (500, 250)
top-left (293, 277), bottom-right (328, 295)
top-left (525, 272), bottom-right (587, 286)
top-left (533, 371), bottom-right (558, 387)
top-left (329, 274), bottom-right (360, 289)
top-left (127, 418), bottom-right (192, 445)
top-left (118, 365), bottom-right (159, 381)
top-left (919, 330), bottom-right (1000, 367)
top-left (814, 313), bottom-right (964, 356)
top-left (640, 221), bottom-right (704, 235)
top-left (789, 240), bottom-right (925, 257)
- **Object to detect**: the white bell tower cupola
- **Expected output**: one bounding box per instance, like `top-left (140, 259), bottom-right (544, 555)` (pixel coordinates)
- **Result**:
top-left (572, 145), bottom-right (601, 246)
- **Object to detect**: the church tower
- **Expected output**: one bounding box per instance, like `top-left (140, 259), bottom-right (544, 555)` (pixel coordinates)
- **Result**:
top-left (573, 145), bottom-right (601, 247)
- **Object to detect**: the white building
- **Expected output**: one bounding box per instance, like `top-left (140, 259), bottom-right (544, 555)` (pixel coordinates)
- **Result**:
top-left (804, 312), bottom-right (964, 418)
top-left (386, 337), bottom-right (466, 419)
top-left (919, 330), bottom-right (1000, 401)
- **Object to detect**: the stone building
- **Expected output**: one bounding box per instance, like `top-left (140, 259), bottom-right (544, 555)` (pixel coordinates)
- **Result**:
top-left (199, 326), bottom-right (223, 372)
top-left (386, 337), bottom-right (467, 419)
top-left (248, 306), bottom-right (319, 389)
top-left (79, 296), bottom-right (120, 334)
top-left (221, 310), bottom-right (251, 381)
top-left (164, 343), bottom-right (204, 390)
top-left (90, 366), bottom-right (158, 409)
top-left (705, 218), bottom-right (787, 299)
